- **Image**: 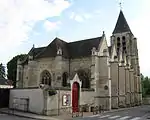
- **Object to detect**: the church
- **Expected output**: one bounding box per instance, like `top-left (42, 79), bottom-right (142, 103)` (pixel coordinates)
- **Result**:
top-left (9, 10), bottom-right (142, 115)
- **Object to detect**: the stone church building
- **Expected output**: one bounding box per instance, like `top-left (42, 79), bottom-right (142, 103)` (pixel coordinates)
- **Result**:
top-left (9, 10), bottom-right (142, 115)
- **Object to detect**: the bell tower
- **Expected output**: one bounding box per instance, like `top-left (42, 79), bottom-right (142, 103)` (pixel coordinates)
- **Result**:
top-left (110, 9), bottom-right (142, 105)
top-left (110, 10), bottom-right (134, 59)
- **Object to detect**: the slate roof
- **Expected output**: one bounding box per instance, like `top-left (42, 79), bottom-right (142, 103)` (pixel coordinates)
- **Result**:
top-left (68, 37), bottom-right (101, 58)
top-left (113, 10), bottom-right (132, 34)
top-left (28, 47), bottom-right (46, 59)
top-left (35, 38), bottom-right (69, 58)
top-left (28, 37), bottom-right (102, 59)
top-left (29, 47), bottom-right (46, 56)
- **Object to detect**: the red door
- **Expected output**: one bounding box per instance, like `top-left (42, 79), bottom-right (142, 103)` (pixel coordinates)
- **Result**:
top-left (72, 82), bottom-right (79, 112)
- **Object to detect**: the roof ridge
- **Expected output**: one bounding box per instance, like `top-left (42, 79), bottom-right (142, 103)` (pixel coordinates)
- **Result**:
top-left (68, 36), bottom-right (102, 44)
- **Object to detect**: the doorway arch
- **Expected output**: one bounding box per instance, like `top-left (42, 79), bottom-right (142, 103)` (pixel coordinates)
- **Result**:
top-left (72, 82), bottom-right (80, 112)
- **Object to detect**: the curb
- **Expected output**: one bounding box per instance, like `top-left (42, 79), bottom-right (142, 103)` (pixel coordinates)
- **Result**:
top-left (0, 111), bottom-right (38, 120)
top-left (103, 106), bottom-right (141, 114)
top-left (0, 110), bottom-right (60, 120)
top-left (82, 105), bottom-right (142, 118)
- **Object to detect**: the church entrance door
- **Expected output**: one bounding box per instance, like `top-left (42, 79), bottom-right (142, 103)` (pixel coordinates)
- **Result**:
top-left (72, 82), bottom-right (79, 112)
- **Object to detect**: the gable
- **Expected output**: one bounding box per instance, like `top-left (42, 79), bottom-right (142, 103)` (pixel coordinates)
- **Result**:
top-left (98, 35), bottom-right (108, 56)
top-left (35, 38), bottom-right (69, 58)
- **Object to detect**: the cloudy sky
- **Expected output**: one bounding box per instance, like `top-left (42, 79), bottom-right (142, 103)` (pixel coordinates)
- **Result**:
top-left (0, 0), bottom-right (149, 76)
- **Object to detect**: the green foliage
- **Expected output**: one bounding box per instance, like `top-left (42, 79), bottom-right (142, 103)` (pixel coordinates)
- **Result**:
top-left (141, 74), bottom-right (150, 97)
top-left (0, 63), bottom-right (5, 78)
top-left (7, 54), bottom-right (27, 88)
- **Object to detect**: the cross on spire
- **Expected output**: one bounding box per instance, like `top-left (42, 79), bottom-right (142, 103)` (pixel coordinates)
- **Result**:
top-left (119, 2), bottom-right (122, 10)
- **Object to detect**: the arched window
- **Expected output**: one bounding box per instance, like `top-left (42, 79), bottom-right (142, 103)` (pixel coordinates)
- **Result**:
top-left (117, 37), bottom-right (120, 42)
top-left (122, 36), bottom-right (125, 41)
top-left (117, 37), bottom-right (120, 55)
top-left (77, 69), bottom-right (90, 88)
top-left (40, 70), bottom-right (51, 86)
top-left (62, 72), bottom-right (68, 87)
top-left (122, 36), bottom-right (126, 52)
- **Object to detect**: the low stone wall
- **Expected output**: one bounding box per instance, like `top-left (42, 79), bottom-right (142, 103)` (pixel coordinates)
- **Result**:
top-left (9, 87), bottom-right (95, 116)
top-left (46, 88), bottom-right (95, 115)
top-left (142, 97), bottom-right (150, 105)
top-left (9, 88), bottom-right (44, 114)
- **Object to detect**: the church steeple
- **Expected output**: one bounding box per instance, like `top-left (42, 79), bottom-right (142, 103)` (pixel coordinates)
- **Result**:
top-left (112, 10), bottom-right (132, 34)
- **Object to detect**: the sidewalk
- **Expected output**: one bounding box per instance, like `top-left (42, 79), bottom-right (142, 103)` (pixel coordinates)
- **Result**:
top-left (0, 106), bottom-right (142, 120)
top-left (0, 108), bottom-right (61, 120)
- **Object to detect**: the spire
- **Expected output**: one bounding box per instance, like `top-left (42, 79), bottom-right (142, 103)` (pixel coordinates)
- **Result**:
top-left (112, 10), bottom-right (132, 34)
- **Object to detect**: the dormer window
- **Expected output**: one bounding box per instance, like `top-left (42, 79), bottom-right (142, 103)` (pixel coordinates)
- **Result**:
top-left (91, 47), bottom-right (96, 55)
top-left (57, 48), bottom-right (62, 55)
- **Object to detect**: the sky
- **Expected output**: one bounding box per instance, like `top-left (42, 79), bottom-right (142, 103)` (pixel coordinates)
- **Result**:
top-left (0, 0), bottom-right (149, 76)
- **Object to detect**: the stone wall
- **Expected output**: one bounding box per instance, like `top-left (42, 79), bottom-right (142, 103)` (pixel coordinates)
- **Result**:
top-left (69, 57), bottom-right (91, 79)
top-left (129, 69), bottom-right (134, 105)
top-left (9, 88), bottom-right (44, 114)
top-left (46, 89), bottom-right (95, 115)
top-left (118, 66), bottom-right (126, 107)
top-left (125, 68), bottom-right (130, 106)
top-left (95, 56), bottom-right (110, 110)
top-left (20, 56), bottom-right (92, 88)
top-left (9, 88), bottom-right (95, 115)
top-left (110, 62), bottom-right (119, 109)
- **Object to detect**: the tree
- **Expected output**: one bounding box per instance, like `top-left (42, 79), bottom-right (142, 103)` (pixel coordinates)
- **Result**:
top-left (0, 63), bottom-right (5, 79)
top-left (141, 74), bottom-right (150, 97)
top-left (7, 54), bottom-right (27, 88)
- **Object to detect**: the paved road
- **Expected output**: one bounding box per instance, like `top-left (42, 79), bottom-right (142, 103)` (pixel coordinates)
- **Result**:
top-left (0, 113), bottom-right (34, 120)
top-left (79, 105), bottom-right (150, 120)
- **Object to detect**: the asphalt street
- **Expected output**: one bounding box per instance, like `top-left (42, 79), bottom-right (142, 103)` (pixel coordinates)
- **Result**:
top-left (79, 105), bottom-right (150, 120)
top-left (0, 113), bottom-right (34, 120)
top-left (1, 105), bottom-right (150, 120)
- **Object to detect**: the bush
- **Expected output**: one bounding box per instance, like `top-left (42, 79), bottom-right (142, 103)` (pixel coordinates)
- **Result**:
top-left (48, 89), bottom-right (57, 96)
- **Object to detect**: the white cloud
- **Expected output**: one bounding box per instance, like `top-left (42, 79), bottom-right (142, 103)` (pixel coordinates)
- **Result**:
top-left (84, 13), bottom-right (92, 19)
top-left (74, 15), bottom-right (84, 22)
top-left (44, 20), bottom-right (61, 31)
top-left (70, 12), bottom-right (92, 22)
top-left (0, 0), bottom-right (70, 63)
